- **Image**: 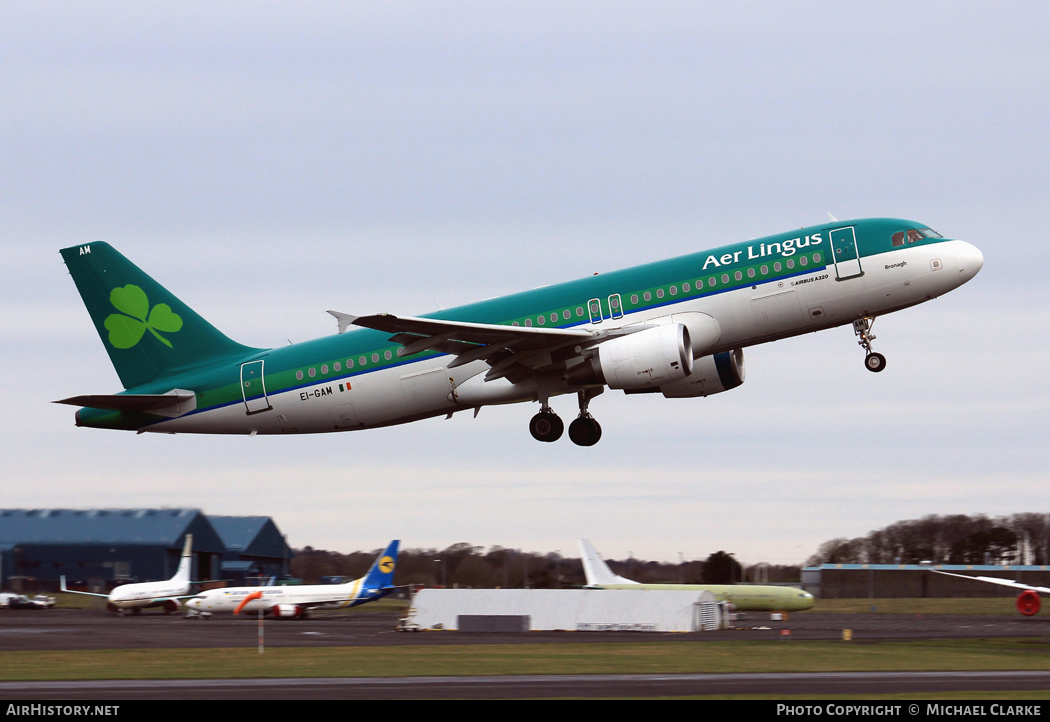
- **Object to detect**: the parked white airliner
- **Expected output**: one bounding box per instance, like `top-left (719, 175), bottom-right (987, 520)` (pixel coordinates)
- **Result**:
top-left (61, 535), bottom-right (194, 614)
top-left (183, 540), bottom-right (399, 619)
top-left (928, 568), bottom-right (1050, 616)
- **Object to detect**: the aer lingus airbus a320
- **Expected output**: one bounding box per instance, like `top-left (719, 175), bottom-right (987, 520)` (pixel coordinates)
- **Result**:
top-left (56, 218), bottom-right (982, 445)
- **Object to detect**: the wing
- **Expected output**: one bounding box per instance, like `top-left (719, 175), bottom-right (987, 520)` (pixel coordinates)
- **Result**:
top-left (929, 569), bottom-right (1050, 594)
top-left (328, 311), bottom-right (641, 384)
top-left (60, 576), bottom-right (110, 599)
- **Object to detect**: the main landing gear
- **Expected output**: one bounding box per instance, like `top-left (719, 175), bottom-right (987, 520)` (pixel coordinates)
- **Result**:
top-left (529, 389), bottom-right (604, 446)
top-left (854, 317), bottom-right (886, 373)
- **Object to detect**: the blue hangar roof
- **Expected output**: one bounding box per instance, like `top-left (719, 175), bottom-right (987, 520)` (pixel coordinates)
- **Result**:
top-left (0, 508), bottom-right (207, 546)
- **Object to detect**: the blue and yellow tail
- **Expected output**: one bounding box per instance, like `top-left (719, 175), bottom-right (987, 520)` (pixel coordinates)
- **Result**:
top-left (362, 540), bottom-right (400, 591)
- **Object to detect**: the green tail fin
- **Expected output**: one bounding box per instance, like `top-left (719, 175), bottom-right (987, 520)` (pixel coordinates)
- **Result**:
top-left (61, 242), bottom-right (260, 389)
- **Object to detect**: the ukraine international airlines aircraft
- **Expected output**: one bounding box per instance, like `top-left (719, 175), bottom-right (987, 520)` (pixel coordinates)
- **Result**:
top-left (183, 540), bottom-right (399, 619)
top-left (928, 568), bottom-right (1049, 616)
top-left (61, 535), bottom-right (194, 614)
top-left (56, 218), bottom-right (982, 444)
top-left (579, 539), bottom-right (814, 612)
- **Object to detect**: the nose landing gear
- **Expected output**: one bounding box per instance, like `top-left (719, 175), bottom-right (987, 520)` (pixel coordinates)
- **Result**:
top-left (854, 317), bottom-right (886, 373)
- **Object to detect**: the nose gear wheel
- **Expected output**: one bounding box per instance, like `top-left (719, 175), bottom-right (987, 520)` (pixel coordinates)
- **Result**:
top-left (854, 317), bottom-right (887, 373)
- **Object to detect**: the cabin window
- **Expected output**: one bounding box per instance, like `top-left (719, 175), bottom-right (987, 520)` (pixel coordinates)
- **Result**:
top-left (384, 350), bottom-right (392, 360)
top-left (721, 274), bottom-right (729, 284)
top-left (296, 370), bottom-right (304, 381)
top-left (734, 271), bottom-right (742, 281)
top-left (563, 310), bottom-right (570, 320)
top-left (308, 368), bottom-right (316, 378)
top-left (537, 315), bottom-right (545, 325)
top-left (359, 356), bottom-right (367, 366)
top-left (321, 364), bottom-right (329, 374)
top-left (774, 262), bottom-right (782, 272)
top-left (656, 288), bottom-right (664, 298)
top-left (334, 362), bottom-right (341, 372)
top-left (512, 321), bottom-right (520, 326)
top-left (682, 282), bottom-right (690, 292)
top-left (669, 285), bottom-right (677, 296)
top-left (346, 359), bottom-right (354, 369)
top-left (747, 268), bottom-right (755, 278)
top-left (524, 318), bottom-right (532, 327)
top-left (813, 253), bottom-right (821, 263)
top-left (371, 353), bottom-right (379, 363)
top-left (708, 277), bottom-right (716, 287)
top-left (800, 256), bottom-right (808, 266)
top-left (551, 312), bottom-right (558, 323)
top-left (786, 259), bottom-right (794, 269)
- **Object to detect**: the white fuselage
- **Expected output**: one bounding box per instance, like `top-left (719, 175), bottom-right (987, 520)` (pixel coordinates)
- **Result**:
top-left (185, 579), bottom-right (370, 615)
top-left (108, 580), bottom-right (190, 610)
top-left (146, 240), bottom-right (983, 436)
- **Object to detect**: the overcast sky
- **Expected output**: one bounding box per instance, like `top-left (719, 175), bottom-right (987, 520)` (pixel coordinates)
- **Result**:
top-left (2, 2), bottom-right (1047, 567)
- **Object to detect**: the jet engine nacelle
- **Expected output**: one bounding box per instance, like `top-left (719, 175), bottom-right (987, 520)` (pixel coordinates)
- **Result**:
top-left (658, 349), bottom-right (745, 398)
top-left (595, 324), bottom-right (694, 390)
top-left (1016, 590), bottom-right (1041, 616)
top-left (269, 604), bottom-right (306, 619)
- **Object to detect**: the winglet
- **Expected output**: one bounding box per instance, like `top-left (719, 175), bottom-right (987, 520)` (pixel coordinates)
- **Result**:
top-left (578, 539), bottom-right (640, 587)
top-left (326, 310), bottom-right (357, 334)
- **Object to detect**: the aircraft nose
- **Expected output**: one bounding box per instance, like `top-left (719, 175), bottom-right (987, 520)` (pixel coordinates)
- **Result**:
top-left (955, 241), bottom-right (984, 282)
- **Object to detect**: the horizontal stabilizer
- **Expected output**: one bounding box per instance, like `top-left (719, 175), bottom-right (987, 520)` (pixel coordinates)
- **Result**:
top-left (53, 389), bottom-right (197, 418)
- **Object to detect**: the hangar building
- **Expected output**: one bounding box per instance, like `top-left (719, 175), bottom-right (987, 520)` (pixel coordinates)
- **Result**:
top-left (406, 589), bottom-right (727, 632)
top-left (0, 508), bottom-right (293, 593)
top-left (210, 515), bottom-right (293, 584)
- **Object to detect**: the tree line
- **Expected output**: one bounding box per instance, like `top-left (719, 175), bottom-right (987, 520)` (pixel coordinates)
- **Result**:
top-left (290, 542), bottom-right (801, 588)
top-left (806, 513), bottom-right (1050, 566)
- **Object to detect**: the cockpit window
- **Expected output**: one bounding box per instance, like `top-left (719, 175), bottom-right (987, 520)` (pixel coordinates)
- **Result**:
top-left (892, 228), bottom-right (943, 246)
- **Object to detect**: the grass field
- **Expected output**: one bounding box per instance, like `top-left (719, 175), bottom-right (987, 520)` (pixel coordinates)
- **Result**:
top-left (2, 637), bottom-right (1050, 682)
top-left (7, 596), bottom-right (1050, 697)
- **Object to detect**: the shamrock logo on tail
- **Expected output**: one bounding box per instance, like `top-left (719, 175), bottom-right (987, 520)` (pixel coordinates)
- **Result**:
top-left (104, 284), bottom-right (183, 349)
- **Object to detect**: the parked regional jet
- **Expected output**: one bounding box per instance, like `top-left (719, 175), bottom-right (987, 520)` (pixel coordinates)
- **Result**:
top-left (579, 539), bottom-right (814, 612)
top-left (927, 568), bottom-right (1049, 616)
top-left (60, 535), bottom-right (194, 614)
top-left (183, 540), bottom-right (399, 619)
top-left (55, 218), bottom-right (982, 445)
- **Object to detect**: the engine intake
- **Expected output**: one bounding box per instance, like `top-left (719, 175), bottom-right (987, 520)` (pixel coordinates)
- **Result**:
top-left (1016, 590), bottom-right (1041, 616)
top-left (658, 349), bottom-right (745, 398)
top-left (269, 604), bottom-right (306, 619)
top-left (580, 324), bottom-right (694, 391)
